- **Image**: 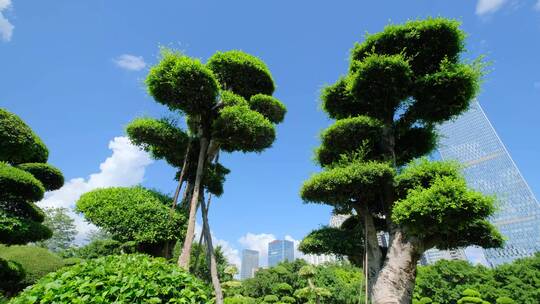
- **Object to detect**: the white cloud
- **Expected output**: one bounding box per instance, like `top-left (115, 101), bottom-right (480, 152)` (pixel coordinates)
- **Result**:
top-left (0, 0), bottom-right (13, 42)
top-left (476, 0), bottom-right (507, 15)
top-left (38, 136), bottom-right (153, 244)
top-left (239, 232), bottom-right (276, 266)
top-left (113, 54), bottom-right (147, 71)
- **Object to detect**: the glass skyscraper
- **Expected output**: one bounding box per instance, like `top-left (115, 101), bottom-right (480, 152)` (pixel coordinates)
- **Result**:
top-left (437, 101), bottom-right (540, 267)
top-left (268, 240), bottom-right (294, 267)
top-left (240, 249), bottom-right (259, 280)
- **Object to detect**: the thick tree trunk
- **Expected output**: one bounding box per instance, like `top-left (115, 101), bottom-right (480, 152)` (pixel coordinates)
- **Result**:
top-left (178, 137), bottom-right (209, 269)
top-left (201, 193), bottom-right (224, 304)
top-left (371, 230), bottom-right (421, 304)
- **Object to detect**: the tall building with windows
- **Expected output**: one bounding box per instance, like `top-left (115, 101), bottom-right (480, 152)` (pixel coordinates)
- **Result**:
top-left (240, 249), bottom-right (259, 280)
top-left (436, 101), bottom-right (540, 266)
top-left (268, 240), bottom-right (294, 267)
top-left (420, 248), bottom-right (467, 266)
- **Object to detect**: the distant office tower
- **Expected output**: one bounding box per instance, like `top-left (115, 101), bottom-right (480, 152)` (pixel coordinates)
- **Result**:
top-left (437, 101), bottom-right (540, 266)
top-left (268, 240), bottom-right (294, 267)
top-left (240, 249), bottom-right (259, 280)
top-left (420, 248), bottom-right (467, 266)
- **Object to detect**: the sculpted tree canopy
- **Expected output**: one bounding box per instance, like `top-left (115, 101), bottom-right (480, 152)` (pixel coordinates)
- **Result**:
top-left (126, 48), bottom-right (286, 303)
top-left (0, 109), bottom-right (64, 245)
top-left (299, 18), bottom-right (502, 304)
top-left (76, 186), bottom-right (187, 258)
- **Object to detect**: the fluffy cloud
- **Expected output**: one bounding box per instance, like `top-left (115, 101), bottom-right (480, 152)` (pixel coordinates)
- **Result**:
top-left (476, 0), bottom-right (507, 15)
top-left (113, 54), bottom-right (147, 71)
top-left (0, 0), bottom-right (14, 42)
top-left (38, 136), bottom-right (153, 243)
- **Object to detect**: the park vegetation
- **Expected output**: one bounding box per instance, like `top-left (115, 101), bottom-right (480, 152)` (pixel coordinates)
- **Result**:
top-left (0, 16), bottom-right (538, 304)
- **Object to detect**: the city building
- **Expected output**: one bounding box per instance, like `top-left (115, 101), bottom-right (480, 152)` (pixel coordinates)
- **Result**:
top-left (268, 240), bottom-right (294, 267)
top-left (240, 249), bottom-right (259, 280)
top-left (329, 214), bottom-right (349, 228)
top-left (436, 101), bottom-right (540, 267)
top-left (303, 253), bottom-right (336, 265)
top-left (420, 248), bottom-right (467, 266)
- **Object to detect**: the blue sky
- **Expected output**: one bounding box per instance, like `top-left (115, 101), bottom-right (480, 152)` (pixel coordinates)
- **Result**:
top-left (1, 0), bottom-right (540, 266)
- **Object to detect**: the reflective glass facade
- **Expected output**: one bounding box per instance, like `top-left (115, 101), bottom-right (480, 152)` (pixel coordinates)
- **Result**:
top-left (240, 249), bottom-right (259, 280)
top-left (437, 101), bottom-right (540, 266)
top-left (268, 240), bottom-right (294, 267)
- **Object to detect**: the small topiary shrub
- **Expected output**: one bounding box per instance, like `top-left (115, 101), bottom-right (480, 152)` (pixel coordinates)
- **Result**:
top-left (0, 258), bottom-right (25, 295)
top-left (0, 245), bottom-right (64, 287)
top-left (224, 295), bottom-right (257, 304)
top-left (262, 294), bottom-right (279, 303)
top-left (10, 254), bottom-right (211, 303)
top-left (496, 297), bottom-right (515, 304)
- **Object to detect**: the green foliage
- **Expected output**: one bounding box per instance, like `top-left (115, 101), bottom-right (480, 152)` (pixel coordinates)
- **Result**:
top-left (350, 54), bottom-right (413, 121)
top-left (207, 50), bottom-right (275, 99)
top-left (0, 245), bottom-right (65, 288)
top-left (496, 297), bottom-right (515, 304)
top-left (213, 104), bottom-right (276, 153)
top-left (224, 295), bottom-right (257, 304)
top-left (146, 49), bottom-right (219, 115)
top-left (300, 161), bottom-right (394, 207)
top-left (36, 207), bottom-right (76, 253)
top-left (263, 294), bottom-right (279, 303)
top-left (457, 289), bottom-right (490, 304)
top-left (15, 163), bottom-right (63, 191)
top-left (351, 18), bottom-right (465, 76)
top-left (10, 254), bottom-right (211, 304)
top-left (0, 257), bottom-right (25, 294)
top-left (221, 91), bottom-right (249, 107)
top-left (313, 263), bottom-right (363, 304)
top-left (412, 297), bottom-right (433, 304)
top-left (76, 187), bottom-right (186, 250)
top-left (0, 109), bottom-right (48, 165)
top-left (126, 117), bottom-right (189, 168)
top-left (414, 254), bottom-right (540, 304)
top-left (248, 94), bottom-right (286, 124)
top-left (315, 116), bottom-right (383, 167)
top-left (0, 209), bottom-right (51, 245)
top-left (0, 163), bottom-right (44, 203)
top-left (60, 239), bottom-right (133, 259)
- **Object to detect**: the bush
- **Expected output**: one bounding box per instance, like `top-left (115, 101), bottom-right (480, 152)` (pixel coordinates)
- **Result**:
top-left (0, 245), bottom-right (64, 287)
top-left (10, 254), bottom-right (211, 303)
top-left (263, 294), bottom-right (279, 303)
top-left (0, 258), bottom-right (25, 294)
top-left (224, 295), bottom-right (257, 304)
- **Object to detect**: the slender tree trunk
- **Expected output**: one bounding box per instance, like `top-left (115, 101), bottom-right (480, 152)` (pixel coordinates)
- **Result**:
top-left (178, 136), bottom-right (209, 269)
top-left (353, 205), bottom-right (382, 297)
top-left (170, 142), bottom-right (191, 211)
top-left (371, 230), bottom-right (422, 304)
top-left (193, 193), bottom-right (212, 272)
top-left (180, 182), bottom-right (193, 211)
top-left (201, 192), bottom-right (224, 304)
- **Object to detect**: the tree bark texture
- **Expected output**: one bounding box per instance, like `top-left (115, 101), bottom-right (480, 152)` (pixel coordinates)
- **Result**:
top-left (178, 136), bottom-right (209, 269)
top-left (201, 193), bottom-right (224, 304)
top-left (354, 205), bottom-right (383, 297)
top-left (371, 230), bottom-right (421, 304)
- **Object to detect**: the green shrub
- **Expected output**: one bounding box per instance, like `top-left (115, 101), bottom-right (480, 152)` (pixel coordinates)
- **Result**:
top-left (224, 295), bottom-right (257, 304)
top-left (263, 294), bottom-right (279, 303)
top-left (0, 245), bottom-right (64, 286)
top-left (0, 258), bottom-right (25, 294)
top-left (496, 297), bottom-right (515, 304)
top-left (10, 254), bottom-right (211, 304)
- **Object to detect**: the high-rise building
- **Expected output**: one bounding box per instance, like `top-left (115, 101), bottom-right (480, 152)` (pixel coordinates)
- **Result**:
top-left (436, 101), bottom-right (540, 267)
top-left (329, 214), bottom-right (349, 228)
top-left (420, 248), bottom-right (467, 266)
top-left (303, 254), bottom-right (336, 266)
top-left (268, 240), bottom-right (294, 267)
top-left (240, 249), bottom-right (259, 280)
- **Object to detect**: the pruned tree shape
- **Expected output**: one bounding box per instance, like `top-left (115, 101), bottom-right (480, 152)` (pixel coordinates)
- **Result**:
top-left (299, 18), bottom-right (502, 304)
top-left (127, 48), bottom-right (286, 304)
top-left (0, 109), bottom-right (64, 245)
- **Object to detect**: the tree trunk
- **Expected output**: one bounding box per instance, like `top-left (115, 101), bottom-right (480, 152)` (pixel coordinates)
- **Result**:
top-left (353, 205), bottom-right (382, 297)
top-left (170, 142), bottom-right (191, 211)
top-left (201, 193), bottom-right (224, 304)
top-left (180, 181), bottom-right (193, 211)
top-left (178, 136), bottom-right (209, 269)
top-left (371, 230), bottom-right (421, 304)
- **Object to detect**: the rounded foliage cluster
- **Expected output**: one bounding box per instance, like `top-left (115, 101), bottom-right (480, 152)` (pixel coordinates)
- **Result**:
top-left (248, 94), bottom-right (286, 124)
top-left (0, 163), bottom-right (44, 203)
top-left (0, 257), bottom-right (25, 293)
top-left (16, 163), bottom-right (64, 191)
top-left (213, 105), bottom-right (275, 153)
top-left (75, 187), bottom-right (186, 245)
top-left (207, 50), bottom-right (275, 99)
top-left (10, 254), bottom-right (211, 304)
top-left (0, 109), bottom-right (48, 165)
top-left (146, 50), bottom-right (219, 115)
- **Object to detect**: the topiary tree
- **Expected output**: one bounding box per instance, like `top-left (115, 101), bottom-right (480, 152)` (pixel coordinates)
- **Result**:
top-left (495, 297), bottom-right (515, 304)
top-left (75, 186), bottom-right (186, 258)
top-left (127, 48), bottom-right (286, 303)
top-left (295, 265), bottom-right (331, 304)
top-left (0, 109), bottom-right (64, 245)
top-left (263, 294), bottom-right (280, 303)
top-left (457, 289), bottom-right (490, 304)
top-left (9, 254), bottom-right (211, 303)
top-left (299, 18), bottom-right (503, 303)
